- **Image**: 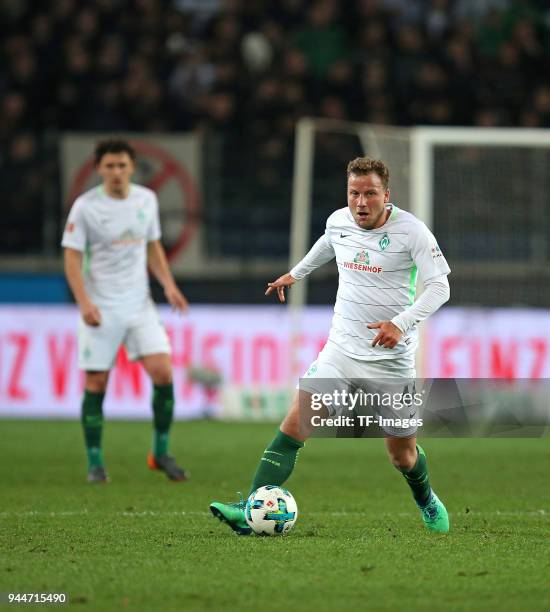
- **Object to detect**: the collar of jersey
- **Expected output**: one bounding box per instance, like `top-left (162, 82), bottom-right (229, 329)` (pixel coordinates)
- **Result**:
top-left (97, 184), bottom-right (134, 202)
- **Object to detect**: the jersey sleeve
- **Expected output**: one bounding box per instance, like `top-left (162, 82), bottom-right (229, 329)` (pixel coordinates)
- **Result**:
top-left (61, 198), bottom-right (87, 252)
top-left (290, 234), bottom-right (335, 280)
top-left (410, 222), bottom-right (451, 282)
top-left (391, 275), bottom-right (450, 334)
top-left (289, 216), bottom-right (336, 280)
top-left (147, 193), bottom-right (162, 241)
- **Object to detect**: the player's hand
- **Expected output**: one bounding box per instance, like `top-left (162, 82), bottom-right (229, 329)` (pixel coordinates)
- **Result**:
top-left (265, 273), bottom-right (296, 303)
top-left (165, 284), bottom-right (189, 313)
top-left (368, 321), bottom-right (402, 349)
top-left (81, 301), bottom-right (102, 326)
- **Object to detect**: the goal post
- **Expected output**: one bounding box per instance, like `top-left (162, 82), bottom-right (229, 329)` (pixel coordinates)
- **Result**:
top-left (288, 118), bottom-right (315, 310)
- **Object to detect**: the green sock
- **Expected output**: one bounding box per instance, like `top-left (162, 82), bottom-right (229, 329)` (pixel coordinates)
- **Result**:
top-left (400, 444), bottom-right (432, 507)
top-left (152, 383), bottom-right (175, 457)
top-left (81, 390), bottom-right (105, 469)
top-left (249, 430), bottom-right (304, 496)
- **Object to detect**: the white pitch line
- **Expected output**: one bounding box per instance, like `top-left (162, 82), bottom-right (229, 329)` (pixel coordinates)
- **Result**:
top-left (0, 510), bottom-right (547, 518)
top-left (328, 510), bottom-right (548, 517)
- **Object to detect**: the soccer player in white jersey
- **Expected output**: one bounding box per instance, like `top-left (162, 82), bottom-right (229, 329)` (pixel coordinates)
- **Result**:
top-left (210, 157), bottom-right (451, 534)
top-left (62, 140), bottom-right (189, 483)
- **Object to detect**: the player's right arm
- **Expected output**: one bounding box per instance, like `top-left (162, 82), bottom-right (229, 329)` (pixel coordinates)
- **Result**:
top-left (265, 272), bottom-right (296, 303)
top-left (61, 199), bottom-right (101, 326)
top-left (265, 232), bottom-right (335, 303)
top-left (63, 248), bottom-right (101, 326)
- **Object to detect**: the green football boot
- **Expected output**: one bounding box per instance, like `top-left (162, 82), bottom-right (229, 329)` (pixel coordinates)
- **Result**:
top-left (419, 490), bottom-right (449, 533)
top-left (210, 494), bottom-right (252, 536)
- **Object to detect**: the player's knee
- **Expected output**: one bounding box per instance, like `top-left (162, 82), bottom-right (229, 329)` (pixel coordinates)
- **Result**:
top-left (150, 368), bottom-right (172, 386)
top-left (85, 372), bottom-right (108, 393)
top-left (387, 447), bottom-right (416, 471)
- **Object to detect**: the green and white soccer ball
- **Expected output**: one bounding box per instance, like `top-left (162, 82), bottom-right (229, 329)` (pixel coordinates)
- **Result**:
top-left (245, 485), bottom-right (298, 536)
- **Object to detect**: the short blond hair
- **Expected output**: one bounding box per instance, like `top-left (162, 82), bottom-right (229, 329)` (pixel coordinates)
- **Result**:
top-left (347, 157), bottom-right (389, 189)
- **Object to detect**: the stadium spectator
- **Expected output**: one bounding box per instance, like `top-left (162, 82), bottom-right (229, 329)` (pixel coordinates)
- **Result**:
top-left (293, 0), bottom-right (349, 81)
top-left (425, 0), bottom-right (453, 41)
top-left (454, 0), bottom-right (511, 23)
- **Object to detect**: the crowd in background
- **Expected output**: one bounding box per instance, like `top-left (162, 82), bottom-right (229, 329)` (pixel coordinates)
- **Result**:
top-left (1, 0), bottom-right (550, 254)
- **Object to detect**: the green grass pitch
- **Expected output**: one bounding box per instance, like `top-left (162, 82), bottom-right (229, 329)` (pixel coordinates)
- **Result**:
top-left (2, 420), bottom-right (550, 611)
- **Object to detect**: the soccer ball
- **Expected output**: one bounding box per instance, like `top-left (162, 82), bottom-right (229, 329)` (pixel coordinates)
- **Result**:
top-left (245, 485), bottom-right (298, 536)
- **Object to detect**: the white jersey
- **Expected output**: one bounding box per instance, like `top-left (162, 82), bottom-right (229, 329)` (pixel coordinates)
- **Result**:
top-left (290, 205), bottom-right (450, 362)
top-left (61, 184), bottom-right (161, 310)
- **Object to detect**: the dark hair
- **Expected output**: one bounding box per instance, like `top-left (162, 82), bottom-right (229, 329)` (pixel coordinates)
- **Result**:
top-left (347, 156), bottom-right (390, 189)
top-left (94, 139), bottom-right (136, 165)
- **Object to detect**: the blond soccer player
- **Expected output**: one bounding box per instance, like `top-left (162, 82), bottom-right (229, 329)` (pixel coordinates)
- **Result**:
top-left (210, 157), bottom-right (451, 534)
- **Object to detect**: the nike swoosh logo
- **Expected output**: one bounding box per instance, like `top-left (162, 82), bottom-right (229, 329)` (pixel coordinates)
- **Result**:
top-left (340, 233), bottom-right (351, 238)
top-left (409, 412), bottom-right (416, 419)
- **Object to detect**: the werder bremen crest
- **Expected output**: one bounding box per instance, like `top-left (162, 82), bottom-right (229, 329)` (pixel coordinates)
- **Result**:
top-left (379, 233), bottom-right (390, 251)
top-left (354, 250), bottom-right (369, 264)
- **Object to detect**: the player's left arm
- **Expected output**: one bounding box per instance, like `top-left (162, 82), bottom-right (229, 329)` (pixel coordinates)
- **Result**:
top-left (369, 224), bottom-right (451, 348)
top-left (147, 240), bottom-right (189, 312)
